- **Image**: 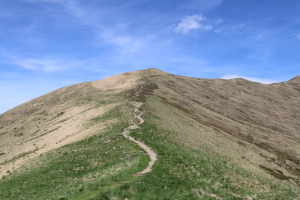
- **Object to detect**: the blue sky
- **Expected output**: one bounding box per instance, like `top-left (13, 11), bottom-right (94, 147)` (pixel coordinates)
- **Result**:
top-left (0, 0), bottom-right (300, 114)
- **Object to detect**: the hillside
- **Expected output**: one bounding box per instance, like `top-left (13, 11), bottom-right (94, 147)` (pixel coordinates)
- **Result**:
top-left (0, 68), bottom-right (299, 199)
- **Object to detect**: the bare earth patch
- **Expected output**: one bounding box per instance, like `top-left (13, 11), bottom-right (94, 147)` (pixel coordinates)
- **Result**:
top-left (0, 103), bottom-right (118, 178)
top-left (91, 71), bottom-right (141, 92)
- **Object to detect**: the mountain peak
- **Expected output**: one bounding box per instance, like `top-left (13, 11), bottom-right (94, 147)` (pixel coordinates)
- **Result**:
top-left (289, 75), bottom-right (300, 83)
top-left (138, 68), bottom-right (169, 76)
top-left (91, 68), bottom-right (168, 91)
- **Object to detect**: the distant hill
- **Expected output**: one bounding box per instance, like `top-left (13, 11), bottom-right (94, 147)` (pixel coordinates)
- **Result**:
top-left (0, 68), bottom-right (299, 199)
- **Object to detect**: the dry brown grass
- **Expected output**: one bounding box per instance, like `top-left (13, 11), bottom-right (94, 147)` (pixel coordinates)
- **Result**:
top-left (0, 80), bottom-right (136, 178)
top-left (138, 69), bottom-right (300, 187)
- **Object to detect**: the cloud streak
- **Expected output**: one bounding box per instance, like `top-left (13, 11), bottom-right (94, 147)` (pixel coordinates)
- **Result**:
top-left (59, 1), bottom-right (151, 54)
top-left (175, 15), bottom-right (212, 34)
top-left (13, 58), bottom-right (84, 72)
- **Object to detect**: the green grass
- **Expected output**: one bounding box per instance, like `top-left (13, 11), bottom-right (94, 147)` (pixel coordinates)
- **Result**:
top-left (0, 121), bottom-right (149, 200)
top-left (92, 120), bottom-right (299, 200)
top-left (91, 105), bottom-right (123, 123)
top-left (1, 99), bottom-right (299, 200)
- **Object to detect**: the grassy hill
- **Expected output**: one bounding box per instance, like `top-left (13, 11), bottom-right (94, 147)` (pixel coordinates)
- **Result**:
top-left (0, 68), bottom-right (299, 199)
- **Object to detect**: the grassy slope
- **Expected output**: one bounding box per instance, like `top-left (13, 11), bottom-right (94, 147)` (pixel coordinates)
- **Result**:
top-left (0, 102), bottom-right (149, 200)
top-left (91, 96), bottom-right (299, 200)
top-left (144, 72), bottom-right (300, 186)
top-left (0, 99), bottom-right (299, 199)
top-left (0, 83), bottom-right (116, 178)
top-left (0, 69), bottom-right (299, 199)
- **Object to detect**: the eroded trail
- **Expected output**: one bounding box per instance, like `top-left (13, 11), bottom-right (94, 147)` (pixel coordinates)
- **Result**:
top-left (122, 102), bottom-right (157, 175)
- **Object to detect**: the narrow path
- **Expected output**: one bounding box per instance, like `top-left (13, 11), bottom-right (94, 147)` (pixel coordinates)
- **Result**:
top-left (122, 102), bottom-right (157, 175)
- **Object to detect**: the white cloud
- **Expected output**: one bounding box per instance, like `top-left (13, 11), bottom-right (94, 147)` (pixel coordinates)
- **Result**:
top-left (13, 61), bottom-right (39, 70)
top-left (12, 58), bottom-right (83, 72)
top-left (221, 74), bottom-right (279, 84)
top-left (297, 34), bottom-right (300, 40)
top-left (175, 15), bottom-right (212, 34)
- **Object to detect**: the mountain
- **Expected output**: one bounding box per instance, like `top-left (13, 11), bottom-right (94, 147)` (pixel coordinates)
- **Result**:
top-left (0, 68), bottom-right (299, 199)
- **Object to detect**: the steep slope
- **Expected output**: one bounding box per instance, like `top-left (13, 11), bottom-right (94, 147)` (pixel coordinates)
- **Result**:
top-left (0, 68), bottom-right (299, 199)
top-left (139, 70), bottom-right (300, 183)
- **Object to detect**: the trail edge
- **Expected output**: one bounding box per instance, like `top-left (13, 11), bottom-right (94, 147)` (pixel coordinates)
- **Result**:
top-left (122, 102), bottom-right (157, 175)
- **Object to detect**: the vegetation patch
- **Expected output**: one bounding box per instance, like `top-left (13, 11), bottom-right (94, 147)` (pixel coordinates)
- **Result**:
top-left (91, 106), bottom-right (122, 123)
top-left (159, 96), bottom-right (191, 114)
top-left (0, 120), bottom-right (148, 200)
top-left (92, 120), bottom-right (299, 200)
top-left (259, 165), bottom-right (291, 180)
top-left (28, 126), bottom-right (62, 141)
top-left (294, 168), bottom-right (300, 176)
top-left (52, 111), bottom-right (65, 120)
top-left (124, 80), bottom-right (158, 99)
top-left (246, 133), bottom-right (254, 143)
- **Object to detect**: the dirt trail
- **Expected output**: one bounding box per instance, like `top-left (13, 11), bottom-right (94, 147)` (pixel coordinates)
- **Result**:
top-left (122, 102), bottom-right (157, 175)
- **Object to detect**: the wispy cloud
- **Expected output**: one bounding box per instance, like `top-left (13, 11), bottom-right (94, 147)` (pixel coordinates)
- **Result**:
top-left (59, 1), bottom-right (150, 53)
top-left (12, 58), bottom-right (83, 72)
top-left (297, 34), bottom-right (300, 40)
top-left (221, 74), bottom-right (279, 84)
top-left (57, 0), bottom-right (174, 63)
top-left (14, 61), bottom-right (39, 70)
top-left (99, 29), bottom-right (148, 54)
top-left (214, 23), bottom-right (246, 34)
top-left (175, 15), bottom-right (212, 34)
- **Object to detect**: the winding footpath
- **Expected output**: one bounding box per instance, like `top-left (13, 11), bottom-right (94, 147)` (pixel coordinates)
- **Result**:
top-left (122, 102), bottom-right (157, 175)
